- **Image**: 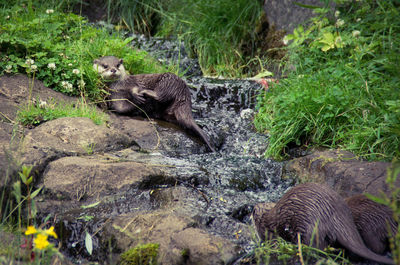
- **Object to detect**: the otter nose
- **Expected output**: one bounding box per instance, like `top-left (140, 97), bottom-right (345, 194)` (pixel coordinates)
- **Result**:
top-left (111, 68), bottom-right (116, 73)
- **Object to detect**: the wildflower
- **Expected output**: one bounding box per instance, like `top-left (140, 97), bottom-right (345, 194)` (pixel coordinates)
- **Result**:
top-left (39, 100), bottom-right (47, 109)
top-left (5, 65), bottom-right (12, 73)
top-left (335, 19), bottom-right (345, 27)
top-left (72, 69), bottom-right (80, 75)
top-left (78, 80), bottom-right (86, 89)
top-left (46, 9), bottom-right (54, 14)
top-left (47, 63), bottom-right (56, 70)
top-left (34, 234), bottom-right (49, 250)
top-left (334, 10), bottom-right (340, 18)
top-left (282, 36), bottom-right (289, 45)
top-left (352, 30), bottom-right (361, 38)
top-left (44, 226), bottom-right (58, 238)
top-left (356, 18), bottom-right (361, 22)
top-left (61, 81), bottom-right (73, 92)
top-left (25, 59), bottom-right (34, 65)
top-left (30, 65), bottom-right (38, 72)
top-left (25, 226), bottom-right (37, 235)
top-left (68, 63), bottom-right (72, 67)
top-left (5, 15), bottom-right (10, 20)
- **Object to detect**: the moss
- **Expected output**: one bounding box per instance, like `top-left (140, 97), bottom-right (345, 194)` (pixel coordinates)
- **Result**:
top-left (120, 243), bottom-right (159, 265)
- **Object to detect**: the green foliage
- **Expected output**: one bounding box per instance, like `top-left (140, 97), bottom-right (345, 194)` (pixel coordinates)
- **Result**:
top-left (157, 0), bottom-right (264, 77)
top-left (254, 236), bottom-right (350, 265)
top-left (366, 161), bottom-right (400, 264)
top-left (16, 99), bottom-right (108, 127)
top-left (120, 243), bottom-right (159, 265)
top-left (255, 0), bottom-right (400, 160)
top-left (0, 3), bottom-right (167, 102)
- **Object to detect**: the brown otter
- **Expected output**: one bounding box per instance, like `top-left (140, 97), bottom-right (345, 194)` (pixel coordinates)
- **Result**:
top-left (93, 56), bottom-right (215, 152)
top-left (252, 183), bottom-right (394, 265)
top-left (346, 194), bottom-right (398, 254)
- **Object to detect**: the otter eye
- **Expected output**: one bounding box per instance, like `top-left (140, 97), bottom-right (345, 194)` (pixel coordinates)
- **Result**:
top-left (116, 63), bottom-right (121, 68)
top-left (102, 64), bottom-right (108, 69)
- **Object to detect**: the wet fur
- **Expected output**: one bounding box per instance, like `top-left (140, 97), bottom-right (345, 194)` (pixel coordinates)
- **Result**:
top-left (346, 194), bottom-right (397, 254)
top-left (94, 56), bottom-right (215, 152)
top-left (252, 183), bottom-right (394, 265)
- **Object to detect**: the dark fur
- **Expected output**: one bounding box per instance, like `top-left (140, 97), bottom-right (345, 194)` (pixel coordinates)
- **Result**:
top-left (252, 183), bottom-right (394, 265)
top-left (95, 56), bottom-right (215, 152)
top-left (346, 194), bottom-right (397, 254)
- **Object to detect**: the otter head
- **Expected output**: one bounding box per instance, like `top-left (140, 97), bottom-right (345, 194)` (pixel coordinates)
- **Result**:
top-left (93, 56), bottom-right (127, 80)
top-left (252, 203), bottom-right (277, 241)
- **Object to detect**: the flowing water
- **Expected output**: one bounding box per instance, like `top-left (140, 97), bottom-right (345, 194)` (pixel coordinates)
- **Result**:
top-left (52, 34), bottom-right (294, 263)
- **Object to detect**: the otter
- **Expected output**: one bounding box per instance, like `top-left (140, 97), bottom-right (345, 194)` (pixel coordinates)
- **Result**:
top-left (346, 194), bottom-right (398, 254)
top-left (93, 56), bottom-right (215, 152)
top-left (252, 183), bottom-right (394, 265)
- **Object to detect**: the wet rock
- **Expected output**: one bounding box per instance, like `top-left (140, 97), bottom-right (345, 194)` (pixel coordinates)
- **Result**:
top-left (285, 149), bottom-right (400, 197)
top-left (103, 210), bottom-right (240, 265)
top-left (21, 117), bottom-right (133, 175)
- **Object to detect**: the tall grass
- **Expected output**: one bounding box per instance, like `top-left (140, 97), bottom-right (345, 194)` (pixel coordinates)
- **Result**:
top-left (157, 0), bottom-right (264, 77)
top-left (255, 0), bottom-right (400, 161)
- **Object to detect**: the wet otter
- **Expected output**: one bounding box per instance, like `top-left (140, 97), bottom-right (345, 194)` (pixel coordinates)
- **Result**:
top-left (93, 56), bottom-right (215, 152)
top-left (252, 183), bottom-right (394, 265)
top-left (346, 194), bottom-right (397, 254)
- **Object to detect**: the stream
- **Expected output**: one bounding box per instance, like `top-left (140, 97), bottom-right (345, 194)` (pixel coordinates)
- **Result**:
top-left (46, 34), bottom-right (294, 264)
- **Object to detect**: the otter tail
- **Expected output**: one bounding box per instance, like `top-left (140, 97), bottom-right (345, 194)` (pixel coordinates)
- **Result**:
top-left (337, 234), bottom-right (394, 265)
top-left (174, 105), bottom-right (215, 152)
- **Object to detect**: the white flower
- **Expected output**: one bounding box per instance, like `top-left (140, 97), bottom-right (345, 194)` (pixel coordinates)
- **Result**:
top-left (5, 65), bottom-right (12, 73)
top-left (39, 100), bottom-right (47, 108)
top-left (352, 30), bottom-right (361, 38)
top-left (282, 36), bottom-right (289, 45)
top-left (25, 59), bottom-right (34, 65)
top-left (46, 9), bottom-right (54, 14)
top-left (30, 65), bottom-right (38, 71)
top-left (61, 81), bottom-right (73, 92)
top-left (334, 11), bottom-right (340, 18)
top-left (335, 19), bottom-right (345, 27)
top-left (72, 69), bottom-right (80, 75)
top-left (5, 15), bottom-right (10, 20)
top-left (78, 80), bottom-right (86, 89)
top-left (68, 63), bottom-right (72, 67)
top-left (47, 63), bottom-right (56, 70)
top-left (356, 18), bottom-right (361, 22)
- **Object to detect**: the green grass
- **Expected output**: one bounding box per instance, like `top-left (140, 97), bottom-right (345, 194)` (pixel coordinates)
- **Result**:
top-left (255, 0), bottom-right (400, 161)
top-left (157, 0), bottom-right (264, 77)
top-left (16, 99), bottom-right (108, 126)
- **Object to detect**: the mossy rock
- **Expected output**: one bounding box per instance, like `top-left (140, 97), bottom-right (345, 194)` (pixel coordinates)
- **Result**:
top-left (120, 243), bottom-right (159, 265)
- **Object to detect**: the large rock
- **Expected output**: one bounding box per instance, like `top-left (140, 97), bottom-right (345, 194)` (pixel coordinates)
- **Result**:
top-left (103, 210), bottom-right (240, 265)
top-left (21, 117), bottom-right (134, 175)
top-left (285, 150), bottom-right (400, 197)
top-left (263, 0), bottom-right (335, 34)
top-left (43, 155), bottom-right (168, 200)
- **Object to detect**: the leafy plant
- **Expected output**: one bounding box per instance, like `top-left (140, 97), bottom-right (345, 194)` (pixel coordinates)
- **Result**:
top-left (120, 243), bottom-right (159, 265)
top-left (255, 0), bottom-right (400, 161)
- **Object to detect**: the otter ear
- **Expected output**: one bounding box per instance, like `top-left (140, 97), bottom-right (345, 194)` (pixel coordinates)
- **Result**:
top-left (119, 59), bottom-right (123, 64)
top-left (93, 59), bottom-right (99, 64)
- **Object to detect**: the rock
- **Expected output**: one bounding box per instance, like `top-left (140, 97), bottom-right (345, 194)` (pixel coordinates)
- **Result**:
top-left (43, 155), bottom-right (167, 200)
top-left (103, 210), bottom-right (240, 265)
top-left (0, 74), bottom-right (77, 105)
top-left (21, 117), bottom-right (133, 175)
top-left (263, 0), bottom-right (335, 34)
top-left (285, 150), bottom-right (400, 197)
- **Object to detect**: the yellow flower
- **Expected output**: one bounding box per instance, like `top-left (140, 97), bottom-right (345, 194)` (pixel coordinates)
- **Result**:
top-left (25, 226), bottom-right (37, 235)
top-left (34, 234), bottom-right (50, 250)
top-left (44, 226), bottom-right (58, 239)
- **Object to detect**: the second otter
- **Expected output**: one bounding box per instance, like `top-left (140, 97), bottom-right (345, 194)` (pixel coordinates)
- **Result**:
top-left (93, 56), bottom-right (215, 152)
top-left (252, 183), bottom-right (394, 264)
